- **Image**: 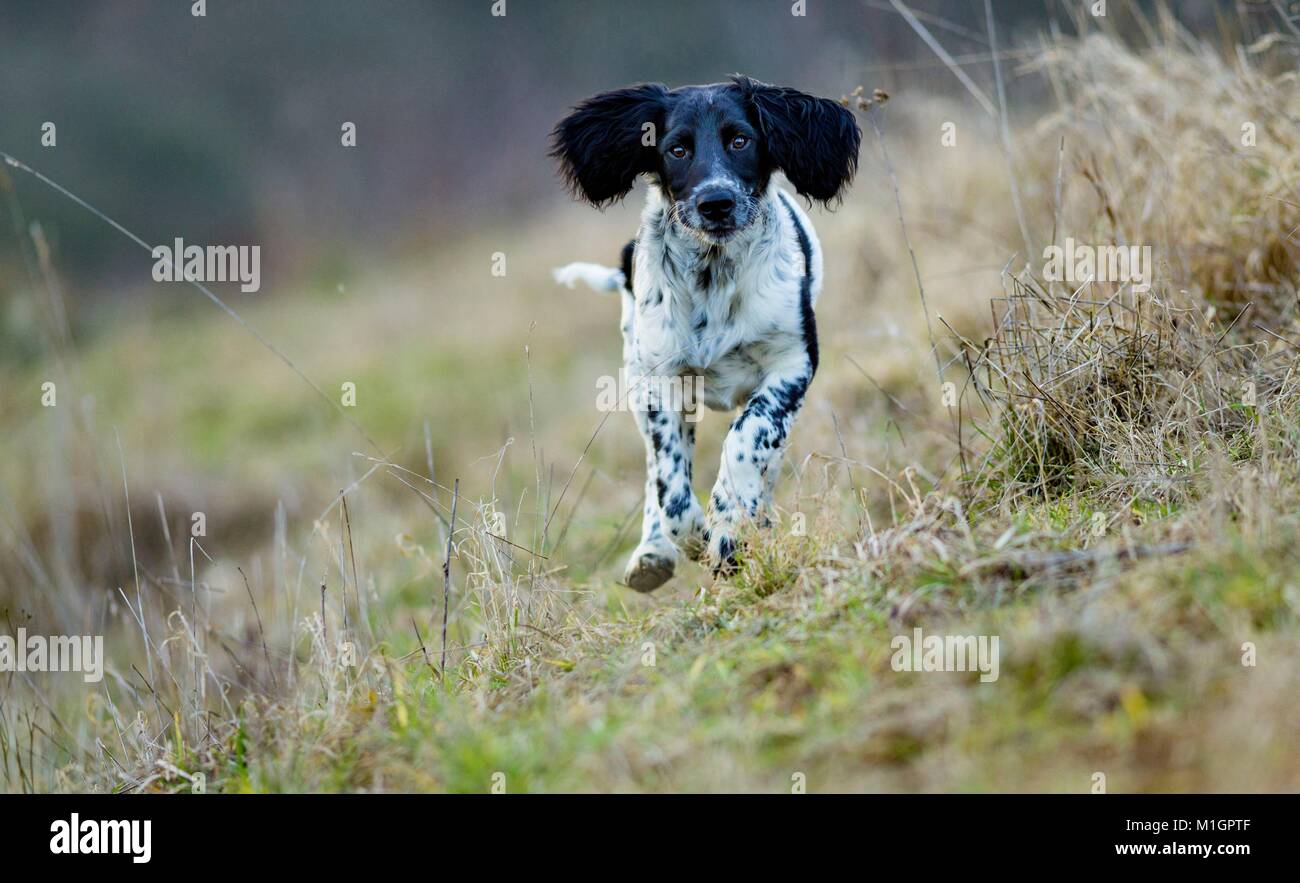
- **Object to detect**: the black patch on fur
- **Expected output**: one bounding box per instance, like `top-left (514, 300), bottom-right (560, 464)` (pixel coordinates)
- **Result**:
top-left (550, 84), bottom-right (669, 206)
top-left (780, 193), bottom-right (820, 374)
top-left (620, 240), bottom-right (636, 293)
top-left (731, 373), bottom-right (810, 452)
top-left (714, 536), bottom-right (738, 575)
top-left (664, 489), bottom-right (693, 519)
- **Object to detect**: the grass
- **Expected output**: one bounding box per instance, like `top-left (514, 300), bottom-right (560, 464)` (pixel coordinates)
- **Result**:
top-left (2, 4), bottom-right (1299, 793)
top-left (154, 519), bottom-right (1299, 793)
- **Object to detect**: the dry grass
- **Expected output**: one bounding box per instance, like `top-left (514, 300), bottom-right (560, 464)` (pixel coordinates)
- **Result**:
top-left (964, 14), bottom-right (1300, 517)
top-left (1029, 26), bottom-right (1300, 322)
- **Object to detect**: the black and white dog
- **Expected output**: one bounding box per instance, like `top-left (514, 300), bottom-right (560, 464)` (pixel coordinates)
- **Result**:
top-left (550, 76), bottom-right (861, 591)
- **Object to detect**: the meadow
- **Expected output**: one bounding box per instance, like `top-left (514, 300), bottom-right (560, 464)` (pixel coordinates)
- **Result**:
top-left (2, 7), bottom-right (1298, 793)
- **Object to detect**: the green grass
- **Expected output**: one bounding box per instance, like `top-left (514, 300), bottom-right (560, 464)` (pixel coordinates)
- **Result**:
top-left (138, 506), bottom-right (1294, 794)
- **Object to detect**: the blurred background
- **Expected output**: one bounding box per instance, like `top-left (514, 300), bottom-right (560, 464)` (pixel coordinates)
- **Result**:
top-left (1, 0), bottom-right (1234, 288)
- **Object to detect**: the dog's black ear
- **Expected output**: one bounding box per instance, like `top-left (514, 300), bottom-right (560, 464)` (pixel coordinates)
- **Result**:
top-left (732, 76), bottom-right (861, 206)
top-left (550, 84), bottom-right (670, 207)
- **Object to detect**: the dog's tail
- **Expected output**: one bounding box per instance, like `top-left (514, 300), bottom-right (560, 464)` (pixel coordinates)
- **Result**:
top-left (551, 262), bottom-right (624, 293)
top-left (552, 240), bottom-right (635, 294)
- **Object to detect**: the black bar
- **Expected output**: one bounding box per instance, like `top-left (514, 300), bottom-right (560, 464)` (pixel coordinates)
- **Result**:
top-left (2, 794), bottom-right (1286, 868)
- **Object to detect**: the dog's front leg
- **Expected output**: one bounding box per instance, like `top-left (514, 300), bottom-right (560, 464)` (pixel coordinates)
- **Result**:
top-left (706, 351), bottom-right (813, 574)
top-left (624, 382), bottom-right (705, 592)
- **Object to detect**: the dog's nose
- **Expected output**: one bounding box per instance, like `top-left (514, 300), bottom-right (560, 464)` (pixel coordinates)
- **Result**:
top-left (696, 190), bottom-right (736, 223)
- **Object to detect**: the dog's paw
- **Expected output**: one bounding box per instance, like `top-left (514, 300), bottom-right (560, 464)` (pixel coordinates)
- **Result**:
top-left (623, 549), bottom-right (676, 593)
top-left (706, 533), bottom-right (740, 579)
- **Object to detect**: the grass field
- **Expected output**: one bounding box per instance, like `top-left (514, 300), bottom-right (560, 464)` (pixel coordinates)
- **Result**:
top-left (2, 9), bottom-right (1299, 793)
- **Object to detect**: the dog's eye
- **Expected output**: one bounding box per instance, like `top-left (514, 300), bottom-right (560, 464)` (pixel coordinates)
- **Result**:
top-left (669, 145), bottom-right (688, 159)
top-left (730, 135), bottom-right (750, 150)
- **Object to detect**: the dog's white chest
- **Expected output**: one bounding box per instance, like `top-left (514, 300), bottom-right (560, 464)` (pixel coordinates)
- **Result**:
top-left (682, 264), bottom-right (745, 368)
top-left (626, 191), bottom-right (812, 411)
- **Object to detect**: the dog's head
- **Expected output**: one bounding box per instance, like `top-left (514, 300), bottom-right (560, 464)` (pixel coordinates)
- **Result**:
top-left (551, 77), bottom-right (861, 243)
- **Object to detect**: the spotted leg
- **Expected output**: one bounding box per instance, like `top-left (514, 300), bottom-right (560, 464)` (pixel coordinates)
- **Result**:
top-left (623, 444), bottom-right (677, 591)
top-left (623, 382), bottom-right (706, 591)
top-left (706, 351), bottom-right (813, 574)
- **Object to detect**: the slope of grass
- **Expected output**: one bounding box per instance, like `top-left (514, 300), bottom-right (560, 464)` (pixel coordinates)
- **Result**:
top-left (158, 496), bottom-right (1300, 793)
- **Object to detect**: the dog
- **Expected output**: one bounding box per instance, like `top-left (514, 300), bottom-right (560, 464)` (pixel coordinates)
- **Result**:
top-left (550, 76), bottom-right (861, 591)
